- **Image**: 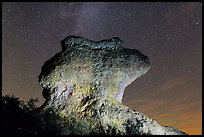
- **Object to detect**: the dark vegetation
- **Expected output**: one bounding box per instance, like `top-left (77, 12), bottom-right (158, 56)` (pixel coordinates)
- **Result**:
top-left (1, 95), bottom-right (64, 135)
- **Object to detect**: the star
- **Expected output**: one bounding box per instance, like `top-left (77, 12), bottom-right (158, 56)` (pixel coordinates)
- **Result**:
top-left (2, 2), bottom-right (202, 135)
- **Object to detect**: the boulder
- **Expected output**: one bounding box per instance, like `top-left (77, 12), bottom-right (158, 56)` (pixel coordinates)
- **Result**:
top-left (38, 36), bottom-right (187, 135)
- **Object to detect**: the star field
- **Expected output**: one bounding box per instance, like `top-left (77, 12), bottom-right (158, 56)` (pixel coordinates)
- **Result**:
top-left (2, 2), bottom-right (202, 135)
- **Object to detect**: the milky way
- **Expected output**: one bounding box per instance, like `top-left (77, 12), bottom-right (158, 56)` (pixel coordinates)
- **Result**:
top-left (2, 2), bottom-right (202, 134)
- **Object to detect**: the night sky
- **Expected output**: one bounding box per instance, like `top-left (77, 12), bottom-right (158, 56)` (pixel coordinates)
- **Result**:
top-left (2, 2), bottom-right (202, 135)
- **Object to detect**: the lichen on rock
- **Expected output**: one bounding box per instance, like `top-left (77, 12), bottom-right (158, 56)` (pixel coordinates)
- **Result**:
top-left (38, 36), bottom-right (187, 135)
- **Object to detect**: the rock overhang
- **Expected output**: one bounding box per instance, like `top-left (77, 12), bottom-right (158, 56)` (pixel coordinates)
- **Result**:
top-left (37, 36), bottom-right (187, 135)
top-left (38, 36), bottom-right (151, 97)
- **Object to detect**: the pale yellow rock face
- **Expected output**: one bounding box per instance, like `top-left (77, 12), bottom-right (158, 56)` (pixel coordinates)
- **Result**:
top-left (38, 36), bottom-right (187, 135)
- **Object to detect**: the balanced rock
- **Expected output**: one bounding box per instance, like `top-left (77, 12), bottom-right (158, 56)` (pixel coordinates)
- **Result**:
top-left (38, 36), bottom-right (187, 135)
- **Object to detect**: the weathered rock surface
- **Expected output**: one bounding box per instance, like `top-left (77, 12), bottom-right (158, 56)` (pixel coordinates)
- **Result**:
top-left (38, 36), bottom-right (187, 135)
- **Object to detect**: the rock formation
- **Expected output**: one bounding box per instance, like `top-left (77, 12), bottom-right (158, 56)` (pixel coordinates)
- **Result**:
top-left (38, 36), bottom-right (187, 135)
